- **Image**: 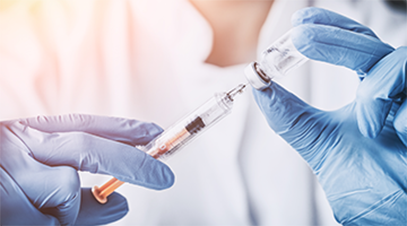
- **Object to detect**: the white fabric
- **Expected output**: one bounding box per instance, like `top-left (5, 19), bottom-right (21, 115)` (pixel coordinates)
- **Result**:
top-left (0, 0), bottom-right (405, 225)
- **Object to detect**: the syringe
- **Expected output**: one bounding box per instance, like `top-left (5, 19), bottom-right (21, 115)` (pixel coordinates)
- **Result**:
top-left (92, 84), bottom-right (247, 204)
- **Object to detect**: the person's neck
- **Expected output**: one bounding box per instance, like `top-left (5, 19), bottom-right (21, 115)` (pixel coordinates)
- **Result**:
top-left (190, 0), bottom-right (274, 67)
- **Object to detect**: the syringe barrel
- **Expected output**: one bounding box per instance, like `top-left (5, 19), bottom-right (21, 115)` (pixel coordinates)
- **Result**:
top-left (92, 87), bottom-right (243, 204)
top-left (140, 93), bottom-right (233, 160)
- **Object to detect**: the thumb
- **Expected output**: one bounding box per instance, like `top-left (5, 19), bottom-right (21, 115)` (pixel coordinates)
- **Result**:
top-left (0, 168), bottom-right (60, 225)
top-left (74, 188), bottom-right (128, 225)
top-left (252, 82), bottom-right (333, 164)
top-left (356, 47), bottom-right (407, 138)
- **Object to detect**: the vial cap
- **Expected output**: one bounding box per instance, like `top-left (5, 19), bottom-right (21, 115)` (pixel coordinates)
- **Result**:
top-left (244, 62), bottom-right (271, 90)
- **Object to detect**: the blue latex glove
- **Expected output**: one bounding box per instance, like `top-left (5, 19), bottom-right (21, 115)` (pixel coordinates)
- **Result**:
top-left (291, 7), bottom-right (406, 144)
top-left (0, 114), bottom-right (174, 225)
top-left (253, 7), bottom-right (406, 226)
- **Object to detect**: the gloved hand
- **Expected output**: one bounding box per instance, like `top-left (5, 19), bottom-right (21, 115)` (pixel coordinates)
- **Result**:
top-left (253, 7), bottom-right (406, 226)
top-left (0, 114), bottom-right (174, 225)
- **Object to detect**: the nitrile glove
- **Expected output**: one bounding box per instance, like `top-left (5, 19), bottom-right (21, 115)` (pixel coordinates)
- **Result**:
top-left (291, 7), bottom-right (406, 144)
top-left (0, 114), bottom-right (174, 225)
top-left (253, 7), bottom-right (406, 226)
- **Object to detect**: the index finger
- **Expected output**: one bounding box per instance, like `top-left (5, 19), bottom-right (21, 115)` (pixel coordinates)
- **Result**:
top-left (292, 7), bottom-right (378, 38)
top-left (291, 24), bottom-right (394, 75)
top-left (10, 121), bottom-right (174, 190)
top-left (19, 114), bottom-right (163, 146)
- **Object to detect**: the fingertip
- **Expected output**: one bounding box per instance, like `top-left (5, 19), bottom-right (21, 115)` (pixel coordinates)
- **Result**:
top-left (291, 24), bottom-right (318, 59)
top-left (156, 163), bottom-right (175, 190)
top-left (291, 7), bottom-right (321, 27)
top-left (393, 118), bottom-right (406, 135)
top-left (291, 24), bottom-right (351, 61)
top-left (356, 84), bottom-right (392, 139)
top-left (356, 103), bottom-right (387, 139)
top-left (141, 156), bottom-right (175, 190)
top-left (144, 122), bottom-right (164, 139)
top-left (104, 192), bottom-right (129, 220)
top-left (92, 191), bottom-right (128, 223)
top-left (121, 152), bottom-right (175, 190)
top-left (251, 84), bottom-right (277, 114)
top-left (393, 101), bottom-right (407, 146)
top-left (42, 166), bottom-right (81, 225)
top-left (128, 121), bottom-right (164, 145)
top-left (74, 188), bottom-right (128, 225)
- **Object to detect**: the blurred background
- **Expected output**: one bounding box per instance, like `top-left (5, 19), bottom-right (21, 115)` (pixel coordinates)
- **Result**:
top-left (0, 0), bottom-right (405, 225)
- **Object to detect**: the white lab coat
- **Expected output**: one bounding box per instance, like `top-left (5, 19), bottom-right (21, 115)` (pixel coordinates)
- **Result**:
top-left (0, 0), bottom-right (405, 225)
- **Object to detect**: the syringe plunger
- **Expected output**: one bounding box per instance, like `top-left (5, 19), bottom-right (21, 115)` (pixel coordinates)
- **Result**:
top-left (92, 84), bottom-right (246, 203)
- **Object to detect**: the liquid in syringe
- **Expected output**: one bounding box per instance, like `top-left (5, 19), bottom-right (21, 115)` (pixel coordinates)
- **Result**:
top-left (92, 28), bottom-right (311, 203)
top-left (92, 84), bottom-right (247, 204)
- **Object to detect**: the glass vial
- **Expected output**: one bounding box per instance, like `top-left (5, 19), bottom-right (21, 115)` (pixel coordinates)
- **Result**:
top-left (245, 30), bottom-right (308, 90)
